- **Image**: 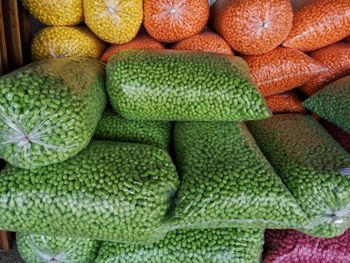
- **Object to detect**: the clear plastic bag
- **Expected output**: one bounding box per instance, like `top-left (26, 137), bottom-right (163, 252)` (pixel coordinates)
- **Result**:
top-left (265, 91), bottom-right (305, 114)
top-left (0, 140), bottom-right (179, 243)
top-left (95, 228), bottom-right (264, 263)
top-left (31, 26), bottom-right (106, 61)
top-left (21, 0), bottom-right (83, 26)
top-left (283, 0), bottom-right (350, 52)
top-left (304, 76), bottom-right (350, 134)
top-left (107, 50), bottom-right (271, 121)
top-left (301, 42), bottom-right (350, 96)
top-left (264, 229), bottom-right (350, 263)
top-left (100, 31), bottom-right (165, 63)
top-left (143, 0), bottom-right (209, 43)
top-left (172, 28), bottom-right (233, 55)
top-left (168, 121), bottom-right (306, 231)
top-left (94, 108), bottom-right (172, 150)
top-left (321, 119), bottom-right (350, 154)
top-left (211, 0), bottom-right (293, 55)
top-left (243, 47), bottom-right (327, 97)
top-left (0, 58), bottom-right (106, 169)
top-left (248, 114), bottom-right (350, 238)
top-left (17, 233), bottom-right (100, 263)
top-left (83, 0), bottom-right (143, 44)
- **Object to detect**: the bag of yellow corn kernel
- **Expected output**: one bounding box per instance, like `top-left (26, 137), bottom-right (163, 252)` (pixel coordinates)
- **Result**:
top-left (83, 0), bottom-right (143, 44)
top-left (31, 26), bottom-right (106, 61)
top-left (22, 0), bottom-right (83, 26)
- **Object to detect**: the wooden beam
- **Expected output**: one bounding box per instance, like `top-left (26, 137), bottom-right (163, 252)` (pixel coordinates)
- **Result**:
top-left (0, 1), bottom-right (8, 73)
top-left (0, 231), bottom-right (10, 253)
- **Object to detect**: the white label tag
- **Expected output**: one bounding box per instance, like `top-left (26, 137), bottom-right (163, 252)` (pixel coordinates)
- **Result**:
top-left (339, 168), bottom-right (350, 176)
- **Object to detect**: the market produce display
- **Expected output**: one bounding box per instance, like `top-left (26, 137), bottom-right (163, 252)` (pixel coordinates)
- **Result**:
top-left (248, 114), bottom-right (350, 238)
top-left (100, 31), bottom-right (165, 63)
top-left (172, 29), bottom-right (233, 55)
top-left (265, 91), bottom-right (305, 114)
top-left (0, 58), bottom-right (106, 169)
top-left (17, 233), bottom-right (100, 263)
top-left (107, 50), bottom-right (271, 121)
top-left (94, 108), bottom-right (171, 150)
top-left (301, 42), bottom-right (350, 96)
top-left (304, 76), bottom-right (350, 133)
top-left (170, 121), bottom-right (305, 230)
top-left (0, 141), bottom-right (179, 243)
top-left (211, 0), bottom-right (293, 55)
top-left (143, 0), bottom-right (209, 43)
top-left (321, 119), bottom-right (350, 154)
top-left (21, 0), bottom-right (83, 26)
top-left (283, 0), bottom-right (350, 52)
top-left (83, 0), bottom-right (143, 44)
top-left (31, 26), bottom-right (106, 61)
top-left (95, 228), bottom-right (264, 263)
top-left (264, 229), bottom-right (350, 263)
top-left (243, 47), bottom-right (327, 96)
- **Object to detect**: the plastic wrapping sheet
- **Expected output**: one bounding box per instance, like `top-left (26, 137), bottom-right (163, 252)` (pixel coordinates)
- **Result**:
top-left (31, 26), bottom-right (106, 61)
top-left (265, 91), bottom-right (305, 114)
top-left (0, 141), bottom-right (179, 243)
top-left (168, 121), bottom-right (306, 230)
top-left (248, 114), bottom-right (350, 238)
top-left (304, 76), bottom-right (350, 133)
top-left (0, 58), bottom-right (106, 169)
top-left (243, 47), bottom-right (327, 97)
top-left (143, 0), bottom-right (209, 43)
top-left (95, 228), bottom-right (264, 263)
top-left (17, 233), bottom-right (100, 263)
top-left (211, 0), bottom-right (293, 55)
top-left (321, 119), bottom-right (350, 154)
top-left (283, 0), bottom-right (350, 52)
top-left (107, 50), bottom-right (271, 121)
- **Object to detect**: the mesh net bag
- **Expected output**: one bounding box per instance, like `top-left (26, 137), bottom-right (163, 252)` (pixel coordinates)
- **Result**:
top-left (265, 91), bottom-right (305, 114)
top-left (321, 119), bottom-right (350, 154)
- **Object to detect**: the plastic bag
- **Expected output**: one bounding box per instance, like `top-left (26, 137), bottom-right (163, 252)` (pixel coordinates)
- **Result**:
top-left (95, 228), bottom-right (264, 263)
top-left (0, 58), bottom-right (106, 169)
top-left (243, 47), bottom-right (327, 97)
top-left (248, 114), bottom-right (350, 238)
top-left (143, 0), bottom-right (209, 43)
top-left (31, 26), bottom-right (106, 61)
top-left (100, 31), bottom-right (165, 63)
top-left (301, 42), bottom-right (350, 96)
top-left (0, 141), bottom-right (178, 243)
top-left (94, 108), bottom-right (172, 150)
top-left (169, 121), bottom-right (305, 231)
top-left (211, 0), bottom-right (293, 55)
top-left (283, 0), bottom-right (350, 52)
top-left (321, 120), bottom-right (350, 154)
top-left (265, 91), bottom-right (305, 114)
top-left (83, 0), bottom-right (143, 44)
top-left (107, 50), bottom-right (271, 121)
top-left (17, 233), bottom-right (100, 263)
top-left (172, 29), bottom-right (233, 55)
top-left (21, 0), bottom-right (83, 26)
top-left (264, 229), bottom-right (350, 263)
top-left (304, 76), bottom-right (350, 133)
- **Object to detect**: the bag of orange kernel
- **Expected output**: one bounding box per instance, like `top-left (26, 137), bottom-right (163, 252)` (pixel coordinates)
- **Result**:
top-left (301, 42), bottom-right (350, 96)
top-left (210, 0), bottom-right (293, 55)
top-left (143, 0), bottom-right (209, 43)
top-left (283, 0), bottom-right (350, 52)
top-left (100, 31), bottom-right (165, 63)
top-left (172, 29), bottom-right (233, 55)
top-left (266, 91), bottom-right (305, 114)
top-left (243, 47), bottom-right (327, 97)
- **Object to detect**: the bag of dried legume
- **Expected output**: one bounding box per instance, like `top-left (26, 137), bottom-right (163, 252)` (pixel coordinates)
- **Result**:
top-left (283, 0), bottom-right (350, 52)
top-left (243, 47), bottom-right (327, 97)
top-left (143, 0), bottom-right (209, 43)
top-left (17, 233), bottom-right (100, 263)
top-left (0, 58), bottom-right (106, 169)
top-left (107, 50), bottom-right (271, 121)
top-left (264, 229), bottom-right (350, 263)
top-left (301, 42), bottom-right (350, 96)
top-left (321, 119), bottom-right (350, 154)
top-left (211, 0), bottom-right (293, 55)
top-left (83, 0), bottom-right (143, 44)
top-left (304, 76), bottom-right (350, 133)
top-left (95, 228), bottom-right (264, 263)
top-left (248, 114), bottom-right (350, 238)
top-left (31, 26), bottom-right (106, 61)
top-left (265, 91), bottom-right (305, 114)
